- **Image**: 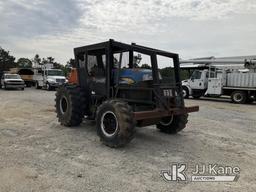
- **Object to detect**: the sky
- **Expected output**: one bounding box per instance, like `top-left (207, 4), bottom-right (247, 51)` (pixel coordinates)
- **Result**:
top-left (0, 0), bottom-right (256, 66)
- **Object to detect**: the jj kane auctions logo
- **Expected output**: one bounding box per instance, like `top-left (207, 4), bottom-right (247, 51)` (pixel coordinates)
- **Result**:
top-left (161, 163), bottom-right (240, 182)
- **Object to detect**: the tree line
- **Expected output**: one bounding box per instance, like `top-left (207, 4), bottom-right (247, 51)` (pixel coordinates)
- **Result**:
top-left (0, 46), bottom-right (74, 76)
top-left (0, 46), bottom-right (190, 79)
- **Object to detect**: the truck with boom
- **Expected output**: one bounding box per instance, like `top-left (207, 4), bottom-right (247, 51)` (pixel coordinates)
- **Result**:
top-left (33, 64), bottom-right (67, 90)
top-left (181, 59), bottom-right (256, 104)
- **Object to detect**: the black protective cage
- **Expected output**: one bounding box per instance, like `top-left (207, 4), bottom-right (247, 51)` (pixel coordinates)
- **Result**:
top-left (75, 40), bottom-right (182, 95)
top-left (72, 39), bottom-right (200, 122)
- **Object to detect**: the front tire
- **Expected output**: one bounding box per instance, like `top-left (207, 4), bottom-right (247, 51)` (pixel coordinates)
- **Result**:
top-left (157, 114), bottom-right (188, 134)
top-left (96, 100), bottom-right (135, 148)
top-left (35, 81), bottom-right (41, 89)
top-left (46, 83), bottom-right (52, 91)
top-left (55, 85), bottom-right (85, 126)
top-left (4, 83), bottom-right (7, 90)
top-left (182, 86), bottom-right (189, 99)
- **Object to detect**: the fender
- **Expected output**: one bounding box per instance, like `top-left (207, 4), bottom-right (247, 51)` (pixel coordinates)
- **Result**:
top-left (182, 80), bottom-right (192, 95)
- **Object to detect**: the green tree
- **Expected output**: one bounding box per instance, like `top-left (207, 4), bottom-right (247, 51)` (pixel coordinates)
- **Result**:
top-left (33, 54), bottom-right (41, 65)
top-left (0, 47), bottom-right (17, 71)
top-left (47, 56), bottom-right (54, 63)
top-left (60, 64), bottom-right (70, 77)
top-left (42, 58), bottom-right (48, 64)
top-left (53, 62), bottom-right (62, 69)
top-left (66, 58), bottom-right (75, 68)
top-left (17, 58), bottom-right (32, 68)
top-left (160, 67), bottom-right (191, 80)
top-left (141, 64), bottom-right (151, 69)
top-left (160, 67), bottom-right (174, 77)
top-left (41, 56), bottom-right (55, 65)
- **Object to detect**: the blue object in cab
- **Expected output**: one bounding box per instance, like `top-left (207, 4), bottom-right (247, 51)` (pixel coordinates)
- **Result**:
top-left (115, 68), bottom-right (153, 85)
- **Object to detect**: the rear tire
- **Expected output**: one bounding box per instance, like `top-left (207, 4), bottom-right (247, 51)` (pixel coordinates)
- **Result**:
top-left (96, 100), bottom-right (135, 148)
top-left (192, 90), bottom-right (205, 99)
top-left (231, 91), bottom-right (247, 104)
top-left (55, 85), bottom-right (85, 126)
top-left (157, 114), bottom-right (188, 134)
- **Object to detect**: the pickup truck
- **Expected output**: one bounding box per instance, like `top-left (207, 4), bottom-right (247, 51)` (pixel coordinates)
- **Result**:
top-left (1, 74), bottom-right (25, 90)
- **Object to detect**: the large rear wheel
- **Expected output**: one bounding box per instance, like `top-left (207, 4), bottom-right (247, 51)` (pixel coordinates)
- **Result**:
top-left (157, 114), bottom-right (188, 134)
top-left (96, 100), bottom-right (135, 148)
top-left (55, 85), bottom-right (85, 126)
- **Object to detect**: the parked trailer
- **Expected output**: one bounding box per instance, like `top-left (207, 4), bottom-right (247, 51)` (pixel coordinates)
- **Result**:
top-left (181, 59), bottom-right (256, 104)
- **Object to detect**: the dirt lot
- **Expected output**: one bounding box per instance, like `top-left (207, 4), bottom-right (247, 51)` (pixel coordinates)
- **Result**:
top-left (0, 88), bottom-right (255, 192)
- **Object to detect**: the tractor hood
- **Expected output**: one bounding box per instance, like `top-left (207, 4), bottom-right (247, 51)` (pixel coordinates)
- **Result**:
top-left (118, 68), bottom-right (153, 85)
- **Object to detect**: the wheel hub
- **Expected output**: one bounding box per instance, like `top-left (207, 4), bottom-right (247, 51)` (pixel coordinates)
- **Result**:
top-left (160, 115), bottom-right (174, 126)
top-left (60, 96), bottom-right (68, 114)
top-left (234, 93), bottom-right (242, 102)
top-left (101, 111), bottom-right (118, 137)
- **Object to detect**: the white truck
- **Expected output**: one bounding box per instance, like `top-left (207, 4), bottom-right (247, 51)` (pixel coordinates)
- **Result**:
top-left (1, 73), bottom-right (25, 90)
top-left (33, 64), bottom-right (67, 90)
top-left (181, 59), bottom-right (256, 104)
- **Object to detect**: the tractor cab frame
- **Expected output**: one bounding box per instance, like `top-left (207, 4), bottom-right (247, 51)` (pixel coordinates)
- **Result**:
top-left (56, 40), bottom-right (199, 147)
top-left (74, 40), bottom-right (198, 121)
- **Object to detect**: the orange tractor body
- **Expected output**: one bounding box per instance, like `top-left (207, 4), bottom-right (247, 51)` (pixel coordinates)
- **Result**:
top-left (68, 68), bottom-right (78, 84)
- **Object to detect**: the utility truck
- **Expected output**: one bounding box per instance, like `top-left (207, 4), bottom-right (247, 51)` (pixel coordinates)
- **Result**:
top-left (33, 63), bottom-right (67, 90)
top-left (181, 59), bottom-right (256, 104)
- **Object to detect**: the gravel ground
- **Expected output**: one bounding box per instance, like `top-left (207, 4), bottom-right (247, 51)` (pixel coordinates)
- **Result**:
top-left (0, 88), bottom-right (255, 192)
